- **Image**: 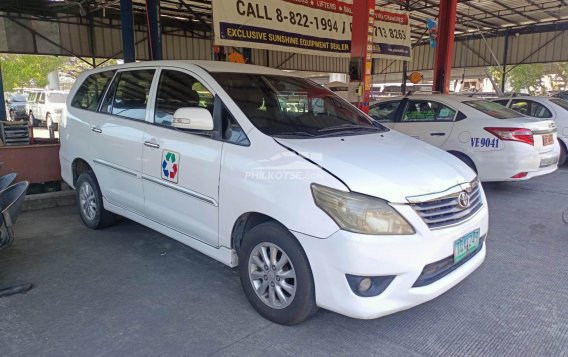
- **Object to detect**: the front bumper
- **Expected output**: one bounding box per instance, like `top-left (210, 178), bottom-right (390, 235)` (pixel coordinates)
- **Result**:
top-left (293, 202), bottom-right (488, 319)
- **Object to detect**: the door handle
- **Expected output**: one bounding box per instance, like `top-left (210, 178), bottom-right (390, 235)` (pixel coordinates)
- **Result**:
top-left (430, 132), bottom-right (446, 136)
top-left (144, 141), bottom-right (160, 149)
top-left (91, 127), bottom-right (102, 133)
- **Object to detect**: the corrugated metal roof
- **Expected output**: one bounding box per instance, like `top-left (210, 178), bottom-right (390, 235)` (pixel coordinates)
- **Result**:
top-left (4, 0), bottom-right (567, 42)
top-left (377, 0), bottom-right (568, 41)
top-left (0, 0), bottom-right (567, 74)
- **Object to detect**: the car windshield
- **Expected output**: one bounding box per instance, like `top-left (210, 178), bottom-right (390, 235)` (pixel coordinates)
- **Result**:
top-left (550, 98), bottom-right (568, 111)
top-left (9, 94), bottom-right (27, 102)
top-left (211, 73), bottom-right (385, 138)
top-left (464, 100), bottom-right (523, 119)
top-left (47, 93), bottom-right (67, 103)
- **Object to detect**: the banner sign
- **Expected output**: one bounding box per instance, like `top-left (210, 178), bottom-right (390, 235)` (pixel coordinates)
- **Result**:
top-left (212, 1), bottom-right (412, 61)
top-left (372, 9), bottom-right (412, 61)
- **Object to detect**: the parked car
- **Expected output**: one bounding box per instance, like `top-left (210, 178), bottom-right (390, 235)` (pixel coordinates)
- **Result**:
top-left (369, 95), bottom-right (560, 182)
top-left (61, 61), bottom-right (488, 325)
top-left (5, 93), bottom-right (29, 121)
top-left (553, 91), bottom-right (568, 101)
top-left (492, 96), bottom-right (568, 165)
top-left (27, 90), bottom-right (68, 128)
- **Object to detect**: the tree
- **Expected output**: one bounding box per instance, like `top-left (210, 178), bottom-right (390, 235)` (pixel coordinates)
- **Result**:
top-left (0, 54), bottom-right (67, 91)
top-left (490, 64), bottom-right (546, 95)
top-left (1, 55), bottom-right (117, 92)
top-left (552, 62), bottom-right (568, 90)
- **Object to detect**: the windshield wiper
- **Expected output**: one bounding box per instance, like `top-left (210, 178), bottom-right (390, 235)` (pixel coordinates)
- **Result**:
top-left (274, 131), bottom-right (316, 138)
top-left (317, 124), bottom-right (382, 133)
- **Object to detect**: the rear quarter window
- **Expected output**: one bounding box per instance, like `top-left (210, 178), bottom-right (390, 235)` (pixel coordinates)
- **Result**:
top-left (71, 71), bottom-right (115, 111)
top-left (464, 100), bottom-right (522, 119)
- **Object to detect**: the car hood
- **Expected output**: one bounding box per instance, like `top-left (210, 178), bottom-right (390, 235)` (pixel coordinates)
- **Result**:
top-left (275, 130), bottom-right (476, 203)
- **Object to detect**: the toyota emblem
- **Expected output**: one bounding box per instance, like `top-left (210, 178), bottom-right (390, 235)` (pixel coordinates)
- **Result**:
top-left (457, 192), bottom-right (471, 209)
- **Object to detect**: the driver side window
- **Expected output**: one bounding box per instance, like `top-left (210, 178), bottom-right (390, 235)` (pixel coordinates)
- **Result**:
top-left (368, 101), bottom-right (401, 122)
top-left (154, 70), bottom-right (214, 127)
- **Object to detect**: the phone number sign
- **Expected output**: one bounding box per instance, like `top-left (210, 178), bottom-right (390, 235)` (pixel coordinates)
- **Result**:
top-left (212, 1), bottom-right (412, 61)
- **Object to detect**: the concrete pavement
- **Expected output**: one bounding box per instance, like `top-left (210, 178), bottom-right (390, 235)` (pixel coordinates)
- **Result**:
top-left (1, 167), bottom-right (567, 356)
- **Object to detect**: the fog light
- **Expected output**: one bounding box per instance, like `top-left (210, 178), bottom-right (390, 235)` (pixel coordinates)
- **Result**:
top-left (358, 278), bottom-right (372, 292)
top-left (346, 274), bottom-right (396, 297)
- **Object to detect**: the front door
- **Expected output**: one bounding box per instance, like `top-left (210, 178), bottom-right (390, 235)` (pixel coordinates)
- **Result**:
top-left (394, 99), bottom-right (456, 147)
top-left (141, 68), bottom-right (222, 247)
top-left (90, 68), bottom-right (156, 214)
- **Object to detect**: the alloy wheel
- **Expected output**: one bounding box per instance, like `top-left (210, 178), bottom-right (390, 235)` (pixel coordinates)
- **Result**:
top-left (79, 182), bottom-right (97, 221)
top-left (248, 242), bottom-right (297, 309)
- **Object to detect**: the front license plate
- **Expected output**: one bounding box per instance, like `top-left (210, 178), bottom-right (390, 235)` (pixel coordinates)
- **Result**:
top-left (542, 134), bottom-right (554, 146)
top-left (453, 229), bottom-right (481, 264)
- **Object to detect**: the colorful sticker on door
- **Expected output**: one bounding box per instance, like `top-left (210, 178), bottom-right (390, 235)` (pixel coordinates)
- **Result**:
top-left (161, 150), bottom-right (179, 183)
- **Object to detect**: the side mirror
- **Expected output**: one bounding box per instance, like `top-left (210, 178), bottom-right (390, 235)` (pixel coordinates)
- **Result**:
top-left (172, 107), bottom-right (214, 131)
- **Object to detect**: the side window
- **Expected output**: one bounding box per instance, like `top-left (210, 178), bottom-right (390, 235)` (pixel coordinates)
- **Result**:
top-left (368, 101), bottom-right (401, 122)
top-left (510, 100), bottom-right (529, 115)
top-left (103, 70), bottom-right (155, 121)
top-left (38, 93), bottom-right (45, 104)
top-left (154, 70), bottom-right (214, 127)
top-left (402, 101), bottom-right (456, 122)
top-left (28, 93), bottom-right (36, 102)
top-left (511, 100), bottom-right (551, 118)
top-left (71, 71), bottom-right (115, 111)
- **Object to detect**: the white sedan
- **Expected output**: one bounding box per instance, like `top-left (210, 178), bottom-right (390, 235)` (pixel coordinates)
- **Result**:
top-left (492, 96), bottom-right (568, 165)
top-left (370, 94), bottom-right (560, 182)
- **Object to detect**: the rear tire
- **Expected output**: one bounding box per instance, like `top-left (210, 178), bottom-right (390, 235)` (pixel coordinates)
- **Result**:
top-left (76, 171), bottom-right (115, 230)
top-left (238, 222), bottom-right (318, 325)
top-left (451, 152), bottom-right (477, 173)
top-left (558, 140), bottom-right (567, 167)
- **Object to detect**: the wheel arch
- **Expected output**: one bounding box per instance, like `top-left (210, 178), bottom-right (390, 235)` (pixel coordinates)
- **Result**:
top-left (72, 158), bottom-right (94, 186)
top-left (231, 212), bottom-right (289, 255)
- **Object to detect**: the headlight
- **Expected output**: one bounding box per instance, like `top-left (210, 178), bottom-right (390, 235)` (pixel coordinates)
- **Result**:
top-left (311, 184), bottom-right (415, 235)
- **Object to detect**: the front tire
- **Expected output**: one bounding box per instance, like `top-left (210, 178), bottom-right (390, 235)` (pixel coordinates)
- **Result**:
top-left (76, 171), bottom-right (115, 229)
top-left (238, 222), bottom-right (318, 325)
top-left (29, 112), bottom-right (38, 127)
top-left (46, 113), bottom-right (52, 129)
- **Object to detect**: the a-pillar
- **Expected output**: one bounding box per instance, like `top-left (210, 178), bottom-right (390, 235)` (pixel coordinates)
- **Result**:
top-left (349, 0), bottom-right (375, 114)
top-left (432, 0), bottom-right (457, 94)
top-left (120, 0), bottom-right (136, 63)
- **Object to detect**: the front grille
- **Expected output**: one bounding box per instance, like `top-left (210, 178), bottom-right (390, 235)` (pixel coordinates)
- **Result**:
top-left (413, 235), bottom-right (486, 287)
top-left (410, 180), bottom-right (483, 230)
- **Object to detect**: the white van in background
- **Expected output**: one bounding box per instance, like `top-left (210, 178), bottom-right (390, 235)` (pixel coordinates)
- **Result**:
top-left (27, 90), bottom-right (68, 129)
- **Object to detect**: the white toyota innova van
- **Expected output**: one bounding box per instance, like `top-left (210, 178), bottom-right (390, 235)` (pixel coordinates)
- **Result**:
top-left (60, 61), bottom-right (489, 325)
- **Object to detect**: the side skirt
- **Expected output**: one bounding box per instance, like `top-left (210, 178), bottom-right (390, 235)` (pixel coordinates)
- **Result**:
top-left (103, 199), bottom-right (238, 268)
